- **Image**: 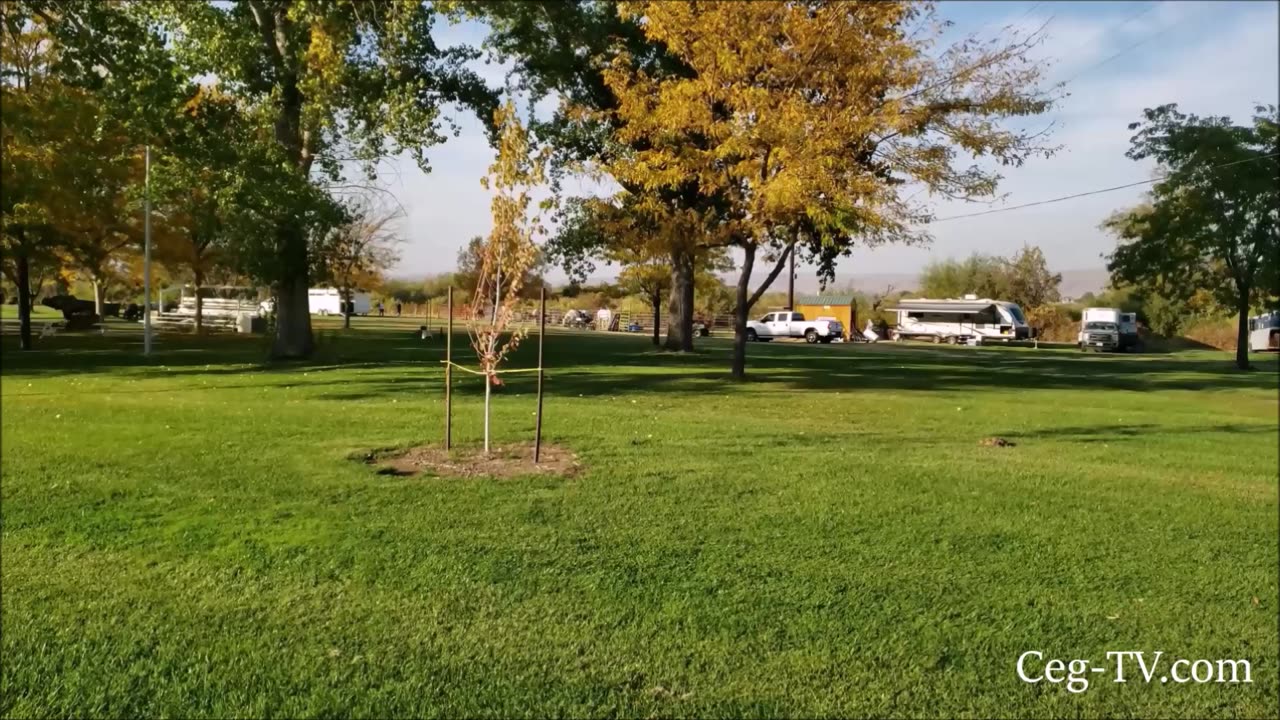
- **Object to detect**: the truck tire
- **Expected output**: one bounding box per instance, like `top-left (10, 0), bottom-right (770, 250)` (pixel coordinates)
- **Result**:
top-left (746, 328), bottom-right (758, 342)
top-left (805, 329), bottom-right (818, 344)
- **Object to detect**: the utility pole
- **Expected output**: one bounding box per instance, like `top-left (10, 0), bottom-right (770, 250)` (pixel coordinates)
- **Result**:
top-left (143, 145), bottom-right (153, 356)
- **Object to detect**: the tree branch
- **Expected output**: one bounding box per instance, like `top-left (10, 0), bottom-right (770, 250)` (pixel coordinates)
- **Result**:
top-left (746, 239), bottom-right (796, 309)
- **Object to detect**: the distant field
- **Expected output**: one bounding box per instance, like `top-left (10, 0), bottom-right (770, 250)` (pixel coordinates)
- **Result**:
top-left (2, 317), bottom-right (1276, 718)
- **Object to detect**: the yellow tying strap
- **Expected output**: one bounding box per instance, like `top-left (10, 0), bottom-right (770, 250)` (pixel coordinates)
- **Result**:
top-left (439, 360), bottom-right (543, 376)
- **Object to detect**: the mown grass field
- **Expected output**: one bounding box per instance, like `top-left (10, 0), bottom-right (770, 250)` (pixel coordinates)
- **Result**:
top-left (2, 316), bottom-right (1277, 718)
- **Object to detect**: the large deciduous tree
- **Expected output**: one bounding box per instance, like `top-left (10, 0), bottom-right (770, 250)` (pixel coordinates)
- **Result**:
top-left (920, 245), bottom-right (1061, 310)
top-left (1, 4), bottom-right (79, 348)
top-left (919, 253), bottom-right (1010, 300)
top-left (546, 192), bottom-right (727, 347)
top-left (1105, 104), bottom-right (1279, 369)
top-left (39, 0), bottom-right (498, 358)
top-left (314, 196), bottom-right (402, 329)
top-left (149, 88), bottom-right (252, 334)
top-left (598, 1), bottom-right (1057, 378)
top-left (617, 262), bottom-right (670, 347)
top-left (463, 0), bottom-right (716, 352)
top-left (1003, 245), bottom-right (1061, 311)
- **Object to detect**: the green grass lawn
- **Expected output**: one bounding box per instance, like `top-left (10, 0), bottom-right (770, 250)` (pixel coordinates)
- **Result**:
top-left (0, 304), bottom-right (66, 321)
top-left (2, 317), bottom-right (1277, 718)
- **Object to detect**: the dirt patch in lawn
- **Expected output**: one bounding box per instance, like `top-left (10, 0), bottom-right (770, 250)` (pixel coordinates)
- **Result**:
top-left (362, 442), bottom-right (581, 479)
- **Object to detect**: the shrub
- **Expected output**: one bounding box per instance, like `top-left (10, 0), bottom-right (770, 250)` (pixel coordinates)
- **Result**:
top-left (1026, 304), bottom-right (1077, 342)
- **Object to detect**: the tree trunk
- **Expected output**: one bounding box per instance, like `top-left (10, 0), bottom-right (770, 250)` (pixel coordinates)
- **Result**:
top-left (664, 250), bottom-right (695, 351)
top-left (193, 269), bottom-right (203, 335)
top-left (92, 278), bottom-right (105, 318)
top-left (16, 245), bottom-right (32, 351)
top-left (731, 243), bottom-right (756, 380)
top-left (651, 290), bottom-right (661, 346)
top-left (1235, 291), bottom-right (1251, 370)
top-left (271, 222), bottom-right (314, 359)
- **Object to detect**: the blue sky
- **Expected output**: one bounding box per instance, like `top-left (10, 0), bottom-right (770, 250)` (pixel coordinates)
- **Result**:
top-left (378, 1), bottom-right (1279, 284)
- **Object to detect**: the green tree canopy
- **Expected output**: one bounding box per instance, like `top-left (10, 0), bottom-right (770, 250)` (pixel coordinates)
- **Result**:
top-left (37, 0), bottom-right (499, 358)
top-left (1104, 103), bottom-right (1279, 369)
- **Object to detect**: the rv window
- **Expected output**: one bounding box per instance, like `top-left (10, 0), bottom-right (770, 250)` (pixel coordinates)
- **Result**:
top-left (908, 311), bottom-right (922, 319)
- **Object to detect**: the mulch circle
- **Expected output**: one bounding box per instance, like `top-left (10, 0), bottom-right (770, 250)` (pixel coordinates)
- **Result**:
top-left (363, 442), bottom-right (581, 479)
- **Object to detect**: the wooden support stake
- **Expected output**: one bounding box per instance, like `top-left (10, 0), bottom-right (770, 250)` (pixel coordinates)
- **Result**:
top-left (445, 287), bottom-right (453, 451)
top-left (534, 288), bottom-right (546, 463)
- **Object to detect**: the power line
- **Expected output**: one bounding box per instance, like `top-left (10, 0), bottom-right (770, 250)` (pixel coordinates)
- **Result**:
top-left (1048, 2), bottom-right (1157, 80)
top-left (1057, 6), bottom-right (1196, 86)
top-left (926, 153), bottom-right (1280, 224)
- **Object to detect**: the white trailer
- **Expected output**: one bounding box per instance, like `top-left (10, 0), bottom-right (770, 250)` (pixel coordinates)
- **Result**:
top-left (887, 297), bottom-right (1031, 344)
top-left (1249, 311), bottom-right (1280, 352)
top-left (308, 287), bottom-right (371, 316)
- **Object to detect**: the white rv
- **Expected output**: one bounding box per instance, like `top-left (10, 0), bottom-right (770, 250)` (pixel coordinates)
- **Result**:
top-left (308, 287), bottom-right (371, 316)
top-left (888, 296), bottom-right (1031, 344)
top-left (1248, 311), bottom-right (1280, 353)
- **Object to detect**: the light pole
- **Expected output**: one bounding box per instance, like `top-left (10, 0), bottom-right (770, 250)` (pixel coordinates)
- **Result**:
top-left (143, 145), bottom-right (153, 356)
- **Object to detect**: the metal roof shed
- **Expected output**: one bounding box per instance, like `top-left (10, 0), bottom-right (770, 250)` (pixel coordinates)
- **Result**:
top-left (795, 294), bottom-right (856, 339)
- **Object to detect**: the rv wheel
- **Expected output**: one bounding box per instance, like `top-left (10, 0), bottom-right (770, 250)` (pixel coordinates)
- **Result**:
top-left (946, 335), bottom-right (957, 345)
top-left (932, 335), bottom-right (941, 344)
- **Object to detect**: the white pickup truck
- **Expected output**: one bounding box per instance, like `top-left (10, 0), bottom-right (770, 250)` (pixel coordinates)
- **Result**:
top-left (746, 311), bottom-right (844, 343)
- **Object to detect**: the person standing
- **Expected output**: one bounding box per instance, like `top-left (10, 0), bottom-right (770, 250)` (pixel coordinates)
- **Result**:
top-left (596, 305), bottom-right (613, 331)
top-left (377, 301), bottom-right (385, 317)
top-left (395, 301), bottom-right (402, 317)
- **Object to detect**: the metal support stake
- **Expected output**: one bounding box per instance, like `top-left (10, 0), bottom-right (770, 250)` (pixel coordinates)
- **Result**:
top-left (445, 287), bottom-right (453, 451)
top-left (534, 288), bottom-right (546, 463)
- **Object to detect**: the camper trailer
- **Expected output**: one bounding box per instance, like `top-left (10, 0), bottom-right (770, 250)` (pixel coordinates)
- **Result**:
top-left (1249, 311), bottom-right (1280, 353)
top-left (308, 287), bottom-right (371, 316)
top-left (888, 296), bottom-right (1031, 344)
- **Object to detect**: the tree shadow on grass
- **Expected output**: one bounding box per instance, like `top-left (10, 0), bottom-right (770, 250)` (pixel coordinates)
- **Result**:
top-left (3, 327), bottom-right (1276, 399)
top-left (1001, 423), bottom-right (1277, 443)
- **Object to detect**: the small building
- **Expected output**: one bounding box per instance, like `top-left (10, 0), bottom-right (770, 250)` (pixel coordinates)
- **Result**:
top-left (795, 294), bottom-right (856, 340)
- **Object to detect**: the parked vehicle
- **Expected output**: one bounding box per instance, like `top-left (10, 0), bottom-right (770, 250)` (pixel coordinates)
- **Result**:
top-left (562, 309), bottom-right (591, 329)
top-left (745, 311), bottom-right (843, 343)
top-left (1078, 307), bottom-right (1140, 352)
top-left (887, 297), bottom-right (1031, 344)
top-left (1079, 320), bottom-right (1120, 352)
top-left (308, 287), bottom-right (370, 316)
top-left (1249, 310), bottom-right (1280, 352)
